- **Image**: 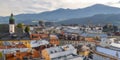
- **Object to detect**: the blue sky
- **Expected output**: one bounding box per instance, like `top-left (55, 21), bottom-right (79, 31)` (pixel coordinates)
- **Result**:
top-left (0, 0), bottom-right (120, 16)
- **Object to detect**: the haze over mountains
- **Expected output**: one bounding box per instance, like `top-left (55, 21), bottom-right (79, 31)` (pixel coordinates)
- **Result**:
top-left (0, 4), bottom-right (120, 25)
top-left (59, 14), bottom-right (120, 25)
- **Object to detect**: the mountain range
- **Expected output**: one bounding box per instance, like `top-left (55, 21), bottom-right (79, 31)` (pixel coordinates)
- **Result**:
top-left (58, 14), bottom-right (120, 25)
top-left (0, 4), bottom-right (120, 25)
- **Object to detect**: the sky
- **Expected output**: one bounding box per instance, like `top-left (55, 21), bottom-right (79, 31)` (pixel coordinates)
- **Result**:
top-left (0, 0), bottom-right (120, 16)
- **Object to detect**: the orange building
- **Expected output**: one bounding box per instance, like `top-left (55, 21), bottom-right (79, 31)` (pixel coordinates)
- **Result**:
top-left (5, 50), bottom-right (40, 60)
top-left (30, 34), bottom-right (48, 40)
top-left (41, 49), bottom-right (50, 60)
top-left (40, 34), bottom-right (48, 39)
top-left (5, 49), bottom-right (31, 60)
top-left (30, 34), bottom-right (41, 40)
top-left (85, 37), bottom-right (95, 42)
top-left (41, 44), bottom-right (80, 60)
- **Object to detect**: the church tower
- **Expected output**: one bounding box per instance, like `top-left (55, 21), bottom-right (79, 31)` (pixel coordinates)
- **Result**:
top-left (9, 13), bottom-right (15, 34)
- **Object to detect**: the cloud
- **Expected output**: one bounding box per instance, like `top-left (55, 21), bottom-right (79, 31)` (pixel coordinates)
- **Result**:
top-left (106, 0), bottom-right (120, 8)
top-left (0, 0), bottom-right (120, 16)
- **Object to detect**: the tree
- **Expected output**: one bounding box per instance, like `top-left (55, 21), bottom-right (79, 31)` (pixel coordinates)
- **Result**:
top-left (103, 24), bottom-right (118, 32)
top-left (39, 20), bottom-right (44, 27)
top-left (24, 26), bottom-right (30, 33)
top-left (17, 23), bottom-right (24, 28)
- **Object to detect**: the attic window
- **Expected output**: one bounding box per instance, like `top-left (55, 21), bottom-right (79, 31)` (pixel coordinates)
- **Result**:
top-left (51, 51), bottom-right (53, 54)
top-left (66, 46), bottom-right (69, 48)
top-left (54, 50), bottom-right (57, 53)
top-left (32, 35), bottom-right (38, 38)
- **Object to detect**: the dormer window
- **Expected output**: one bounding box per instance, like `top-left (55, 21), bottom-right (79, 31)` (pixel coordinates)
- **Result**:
top-left (54, 50), bottom-right (57, 53)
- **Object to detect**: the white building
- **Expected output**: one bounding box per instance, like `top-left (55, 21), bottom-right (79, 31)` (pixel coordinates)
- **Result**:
top-left (96, 46), bottom-right (120, 59)
top-left (30, 40), bottom-right (49, 48)
top-left (63, 26), bottom-right (82, 34)
top-left (9, 13), bottom-right (15, 34)
top-left (109, 38), bottom-right (120, 48)
top-left (42, 44), bottom-right (83, 60)
top-left (100, 38), bottom-right (120, 48)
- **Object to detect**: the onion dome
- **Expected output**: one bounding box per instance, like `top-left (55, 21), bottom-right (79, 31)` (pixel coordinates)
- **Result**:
top-left (9, 13), bottom-right (15, 24)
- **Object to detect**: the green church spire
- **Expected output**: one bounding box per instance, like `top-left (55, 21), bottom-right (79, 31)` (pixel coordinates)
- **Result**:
top-left (9, 13), bottom-right (15, 24)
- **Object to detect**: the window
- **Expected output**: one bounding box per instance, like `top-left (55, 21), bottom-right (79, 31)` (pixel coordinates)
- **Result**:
top-left (32, 35), bottom-right (38, 38)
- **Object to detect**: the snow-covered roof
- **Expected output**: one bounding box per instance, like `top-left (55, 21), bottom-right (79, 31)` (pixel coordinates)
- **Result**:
top-left (63, 27), bottom-right (83, 34)
top-left (67, 27), bottom-right (79, 30)
top-left (55, 27), bottom-right (62, 30)
top-left (81, 33), bottom-right (108, 38)
top-left (110, 43), bottom-right (120, 48)
top-left (96, 46), bottom-right (120, 58)
top-left (30, 40), bottom-right (49, 47)
top-left (30, 27), bottom-right (34, 30)
top-left (45, 44), bottom-right (77, 59)
top-left (50, 34), bottom-right (58, 39)
top-left (61, 44), bottom-right (75, 50)
top-left (103, 38), bottom-right (120, 48)
top-left (1, 48), bottom-right (29, 54)
top-left (52, 54), bottom-right (83, 60)
top-left (50, 50), bottom-right (74, 58)
top-left (3, 41), bottom-right (11, 46)
top-left (69, 56), bottom-right (83, 60)
top-left (109, 38), bottom-right (117, 41)
top-left (46, 44), bottom-right (75, 54)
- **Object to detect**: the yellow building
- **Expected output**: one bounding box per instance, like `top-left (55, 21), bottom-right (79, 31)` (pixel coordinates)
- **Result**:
top-left (41, 44), bottom-right (78, 60)
top-left (0, 40), bottom-right (31, 48)
top-left (84, 49), bottom-right (90, 57)
top-left (42, 49), bottom-right (50, 60)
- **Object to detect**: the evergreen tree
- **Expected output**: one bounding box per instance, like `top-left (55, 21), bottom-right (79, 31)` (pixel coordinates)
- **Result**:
top-left (103, 24), bottom-right (118, 32)
top-left (24, 26), bottom-right (30, 33)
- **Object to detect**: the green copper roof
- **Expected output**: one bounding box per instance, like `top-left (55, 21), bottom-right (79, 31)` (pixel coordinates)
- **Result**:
top-left (9, 13), bottom-right (15, 24)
